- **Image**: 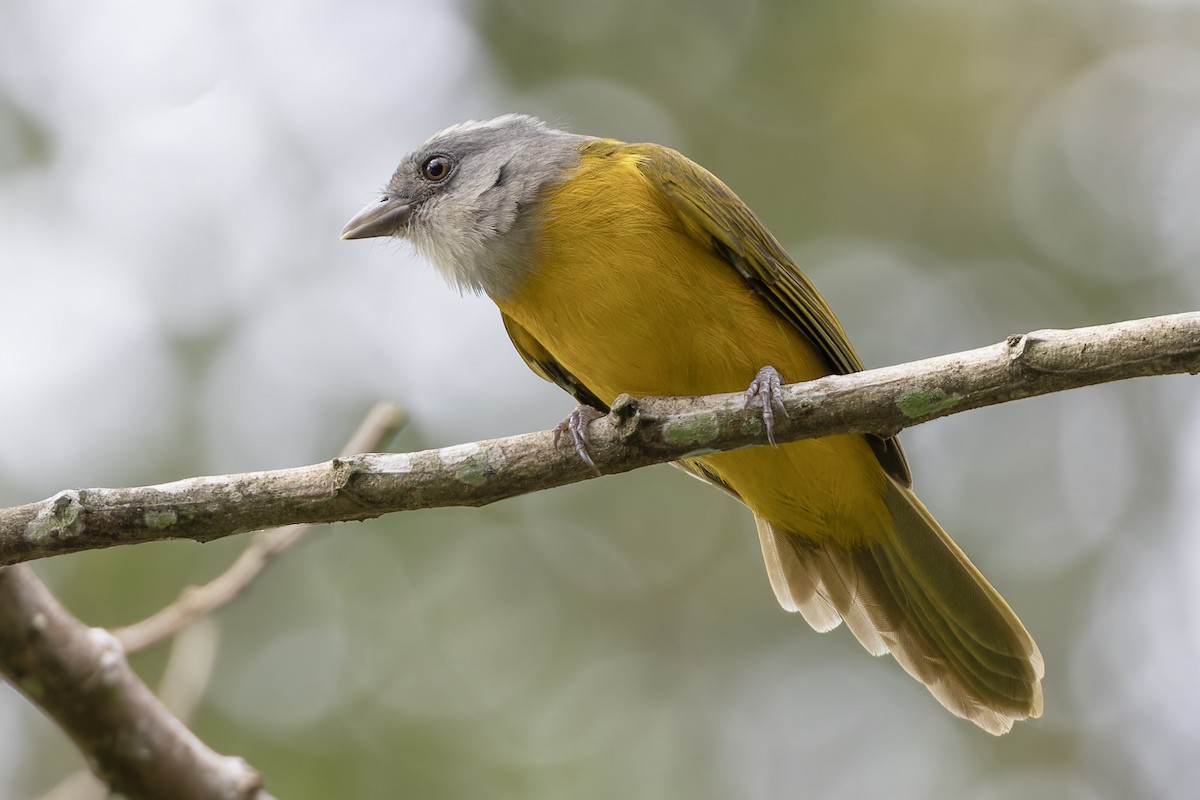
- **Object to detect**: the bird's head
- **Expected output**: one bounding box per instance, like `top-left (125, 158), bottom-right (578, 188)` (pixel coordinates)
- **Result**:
top-left (341, 114), bottom-right (590, 297)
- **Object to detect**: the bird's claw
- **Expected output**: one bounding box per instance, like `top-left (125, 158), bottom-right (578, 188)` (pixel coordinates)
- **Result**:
top-left (744, 365), bottom-right (788, 447)
top-left (554, 405), bottom-right (605, 473)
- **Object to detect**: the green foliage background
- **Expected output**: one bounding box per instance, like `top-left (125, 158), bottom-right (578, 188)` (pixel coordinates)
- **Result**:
top-left (1, 1), bottom-right (1198, 798)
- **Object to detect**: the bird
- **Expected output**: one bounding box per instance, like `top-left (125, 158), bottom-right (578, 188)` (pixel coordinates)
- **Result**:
top-left (341, 114), bottom-right (1044, 734)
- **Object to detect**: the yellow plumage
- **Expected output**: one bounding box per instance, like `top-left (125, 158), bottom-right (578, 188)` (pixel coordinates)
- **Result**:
top-left (498, 141), bottom-right (1042, 733)
top-left (342, 116), bottom-right (1044, 734)
top-left (500, 146), bottom-right (892, 546)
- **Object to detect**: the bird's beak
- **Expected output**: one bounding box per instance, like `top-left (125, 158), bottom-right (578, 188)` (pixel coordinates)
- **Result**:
top-left (340, 195), bottom-right (413, 240)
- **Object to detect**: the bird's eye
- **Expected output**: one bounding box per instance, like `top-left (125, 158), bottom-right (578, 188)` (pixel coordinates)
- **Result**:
top-left (420, 155), bottom-right (454, 182)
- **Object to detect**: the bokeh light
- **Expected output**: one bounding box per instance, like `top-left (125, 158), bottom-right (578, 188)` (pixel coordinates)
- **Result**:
top-left (1, 1), bottom-right (1198, 798)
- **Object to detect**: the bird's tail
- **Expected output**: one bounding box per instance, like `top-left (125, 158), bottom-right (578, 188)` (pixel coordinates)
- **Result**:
top-left (755, 478), bottom-right (1044, 735)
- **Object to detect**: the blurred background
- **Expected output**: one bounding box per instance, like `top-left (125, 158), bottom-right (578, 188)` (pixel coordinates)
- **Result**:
top-left (1, 0), bottom-right (1198, 797)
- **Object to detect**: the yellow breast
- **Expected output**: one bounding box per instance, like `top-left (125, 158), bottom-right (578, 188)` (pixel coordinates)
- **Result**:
top-left (496, 146), bottom-right (890, 546)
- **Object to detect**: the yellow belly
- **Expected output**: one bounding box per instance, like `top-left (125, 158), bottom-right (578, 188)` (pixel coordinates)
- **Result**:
top-left (496, 152), bottom-right (890, 546)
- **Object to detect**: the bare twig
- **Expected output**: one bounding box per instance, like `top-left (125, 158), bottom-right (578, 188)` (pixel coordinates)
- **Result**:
top-left (33, 770), bottom-right (106, 800)
top-left (0, 312), bottom-right (1195, 566)
top-left (156, 619), bottom-right (221, 721)
top-left (114, 402), bottom-right (407, 653)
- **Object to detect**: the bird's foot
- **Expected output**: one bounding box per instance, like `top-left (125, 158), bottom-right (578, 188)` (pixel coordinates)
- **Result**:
top-left (553, 405), bottom-right (605, 473)
top-left (744, 365), bottom-right (788, 447)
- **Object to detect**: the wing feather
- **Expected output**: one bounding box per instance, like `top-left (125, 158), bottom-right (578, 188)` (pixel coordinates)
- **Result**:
top-left (628, 143), bottom-right (911, 486)
top-left (501, 312), bottom-right (607, 410)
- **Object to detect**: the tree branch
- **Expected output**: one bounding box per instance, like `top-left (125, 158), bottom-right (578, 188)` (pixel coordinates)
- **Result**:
top-left (113, 401), bottom-right (408, 653)
top-left (1, 402), bottom-right (406, 800)
top-left (0, 564), bottom-right (273, 800)
top-left (36, 621), bottom-right (225, 800)
top-left (0, 312), bottom-right (1196, 566)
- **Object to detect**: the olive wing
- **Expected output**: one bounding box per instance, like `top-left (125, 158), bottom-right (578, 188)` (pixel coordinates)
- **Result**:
top-left (630, 143), bottom-right (911, 486)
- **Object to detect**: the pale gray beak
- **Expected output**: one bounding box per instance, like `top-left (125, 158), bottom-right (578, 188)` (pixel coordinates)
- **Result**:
top-left (340, 195), bottom-right (413, 240)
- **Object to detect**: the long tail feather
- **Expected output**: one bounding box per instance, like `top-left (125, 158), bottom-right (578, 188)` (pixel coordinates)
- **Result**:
top-left (755, 478), bottom-right (1043, 735)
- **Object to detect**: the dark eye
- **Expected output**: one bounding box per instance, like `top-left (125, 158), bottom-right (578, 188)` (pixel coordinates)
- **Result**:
top-left (420, 155), bottom-right (454, 182)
